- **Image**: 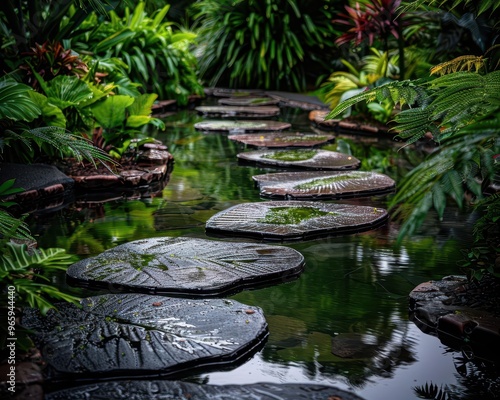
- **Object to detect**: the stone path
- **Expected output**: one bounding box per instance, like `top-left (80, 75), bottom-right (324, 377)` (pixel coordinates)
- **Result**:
top-left (20, 89), bottom-right (391, 399)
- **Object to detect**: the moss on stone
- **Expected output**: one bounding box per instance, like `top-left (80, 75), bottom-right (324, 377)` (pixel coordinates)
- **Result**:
top-left (261, 149), bottom-right (317, 162)
top-left (258, 206), bottom-right (336, 225)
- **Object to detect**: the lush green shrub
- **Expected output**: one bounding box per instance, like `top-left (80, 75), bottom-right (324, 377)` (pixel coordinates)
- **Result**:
top-left (72, 2), bottom-right (204, 105)
top-left (192, 0), bottom-right (340, 91)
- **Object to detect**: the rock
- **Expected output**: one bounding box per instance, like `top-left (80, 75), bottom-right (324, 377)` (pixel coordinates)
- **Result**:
top-left (206, 201), bottom-right (388, 241)
top-left (22, 294), bottom-right (269, 380)
top-left (66, 237), bottom-right (305, 296)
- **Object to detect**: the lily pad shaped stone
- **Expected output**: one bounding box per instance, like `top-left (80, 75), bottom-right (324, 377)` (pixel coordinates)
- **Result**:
top-left (253, 171), bottom-right (395, 199)
top-left (218, 96), bottom-right (280, 106)
top-left (237, 149), bottom-right (360, 170)
top-left (66, 237), bottom-right (305, 296)
top-left (21, 294), bottom-right (268, 380)
top-left (194, 120), bottom-right (291, 133)
top-left (206, 201), bottom-right (388, 241)
top-left (46, 381), bottom-right (366, 400)
top-left (195, 106), bottom-right (280, 118)
top-left (228, 132), bottom-right (335, 148)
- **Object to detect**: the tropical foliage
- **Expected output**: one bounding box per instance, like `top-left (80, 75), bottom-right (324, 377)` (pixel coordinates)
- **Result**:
top-left (71, 2), bottom-right (204, 105)
top-left (0, 78), bottom-right (114, 165)
top-left (0, 242), bottom-right (80, 314)
top-left (192, 0), bottom-right (340, 91)
top-left (319, 48), bottom-right (399, 123)
top-left (0, 0), bottom-right (112, 72)
top-left (325, 59), bottom-right (500, 247)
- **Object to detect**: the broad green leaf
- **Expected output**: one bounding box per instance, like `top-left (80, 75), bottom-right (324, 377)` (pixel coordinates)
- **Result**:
top-left (127, 93), bottom-right (158, 116)
top-left (91, 95), bottom-right (134, 129)
top-left (126, 115), bottom-right (152, 128)
top-left (28, 91), bottom-right (67, 128)
top-left (42, 75), bottom-right (93, 110)
top-left (0, 81), bottom-right (41, 122)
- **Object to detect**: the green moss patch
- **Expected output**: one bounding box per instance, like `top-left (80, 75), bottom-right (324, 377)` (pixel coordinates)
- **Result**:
top-left (261, 149), bottom-right (317, 162)
top-left (258, 206), bottom-right (336, 225)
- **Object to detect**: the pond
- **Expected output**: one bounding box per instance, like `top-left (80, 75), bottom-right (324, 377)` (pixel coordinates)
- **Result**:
top-left (28, 101), bottom-right (487, 399)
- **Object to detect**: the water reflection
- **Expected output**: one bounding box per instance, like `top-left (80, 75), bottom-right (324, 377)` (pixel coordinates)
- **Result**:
top-left (27, 106), bottom-right (494, 399)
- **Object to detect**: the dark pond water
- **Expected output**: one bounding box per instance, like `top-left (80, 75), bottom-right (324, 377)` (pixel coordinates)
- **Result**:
top-left (29, 103), bottom-right (490, 399)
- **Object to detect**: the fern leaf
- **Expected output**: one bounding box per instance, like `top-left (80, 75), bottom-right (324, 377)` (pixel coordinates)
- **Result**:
top-left (0, 210), bottom-right (33, 243)
top-left (431, 56), bottom-right (486, 76)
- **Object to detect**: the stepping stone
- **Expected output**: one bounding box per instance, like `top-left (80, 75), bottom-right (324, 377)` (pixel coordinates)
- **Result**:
top-left (218, 96), bottom-right (280, 106)
top-left (209, 88), bottom-right (265, 97)
top-left (237, 149), bottom-right (360, 170)
top-left (194, 120), bottom-right (291, 133)
top-left (66, 237), bottom-right (305, 296)
top-left (228, 132), bottom-right (335, 148)
top-left (253, 171), bottom-right (395, 199)
top-left (22, 294), bottom-right (268, 380)
top-left (206, 201), bottom-right (388, 241)
top-left (195, 105), bottom-right (280, 118)
top-left (46, 381), bottom-right (366, 400)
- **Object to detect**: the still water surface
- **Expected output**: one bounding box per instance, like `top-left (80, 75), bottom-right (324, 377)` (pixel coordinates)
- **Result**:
top-left (29, 106), bottom-right (484, 399)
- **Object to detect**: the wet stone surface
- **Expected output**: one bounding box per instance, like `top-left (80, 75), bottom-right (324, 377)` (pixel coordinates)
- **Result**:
top-left (228, 132), bottom-right (335, 148)
top-left (0, 163), bottom-right (74, 213)
top-left (46, 381), bottom-right (366, 400)
top-left (253, 170), bottom-right (395, 199)
top-left (195, 105), bottom-right (280, 118)
top-left (194, 120), bottom-right (291, 133)
top-left (237, 149), bottom-right (361, 170)
top-left (21, 294), bottom-right (268, 380)
top-left (66, 237), bottom-right (305, 296)
top-left (218, 96), bottom-right (280, 106)
top-left (205, 201), bottom-right (388, 241)
top-left (409, 276), bottom-right (500, 362)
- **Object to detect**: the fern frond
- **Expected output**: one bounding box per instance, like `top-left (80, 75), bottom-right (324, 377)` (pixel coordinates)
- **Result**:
top-left (413, 381), bottom-right (451, 400)
top-left (21, 127), bottom-right (117, 167)
top-left (393, 106), bottom-right (439, 143)
top-left (0, 210), bottom-right (33, 243)
top-left (427, 71), bottom-right (500, 136)
top-left (430, 56), bottom-right (486, 76)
